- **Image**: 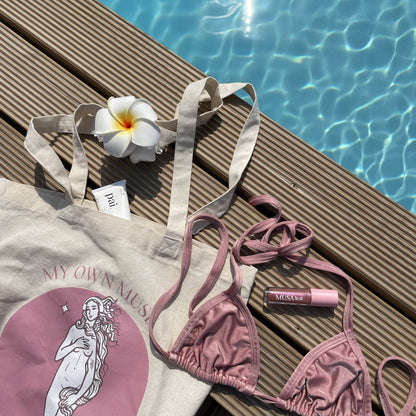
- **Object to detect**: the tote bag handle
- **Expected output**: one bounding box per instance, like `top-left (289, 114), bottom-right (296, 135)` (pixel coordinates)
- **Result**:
top-left (24, 103), bottom-right (99, 203)
top-left (24, 78), bottom-right (260, 239)
top-left (159, 77), bottom-right (260, 240)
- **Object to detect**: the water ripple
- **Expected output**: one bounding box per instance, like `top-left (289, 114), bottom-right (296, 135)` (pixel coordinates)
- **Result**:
top-left (100, 0), bottom-right (416, 214)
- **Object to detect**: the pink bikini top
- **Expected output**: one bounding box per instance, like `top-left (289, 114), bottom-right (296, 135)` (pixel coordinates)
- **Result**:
top-left (149, 195), bottom-right (416, 416)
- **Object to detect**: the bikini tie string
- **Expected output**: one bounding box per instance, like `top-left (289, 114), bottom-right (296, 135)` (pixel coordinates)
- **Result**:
top-left (232, 196), bottom-right (347, 279)
top-left (232, 196), bottom-right (314, 267)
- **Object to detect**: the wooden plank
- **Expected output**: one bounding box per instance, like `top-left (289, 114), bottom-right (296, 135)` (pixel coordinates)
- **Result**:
top-left (0, 13), bottom-right (415, 416)
top-left (1, 0), bottom-right (414, 321)
top-left (197, 103), bottom-right (416, 319)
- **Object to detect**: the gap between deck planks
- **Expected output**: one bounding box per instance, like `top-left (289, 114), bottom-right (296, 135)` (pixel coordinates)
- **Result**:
top-left (0, 4), bottom-right (415, 415)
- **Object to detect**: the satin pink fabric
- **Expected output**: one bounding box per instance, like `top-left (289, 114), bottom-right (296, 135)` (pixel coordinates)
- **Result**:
top-left (278, 334), bottom-right (367, 415)
top-left (149, 198), bottom-right (416, 416)
top-left (171, 296), bottom-right (259, 394)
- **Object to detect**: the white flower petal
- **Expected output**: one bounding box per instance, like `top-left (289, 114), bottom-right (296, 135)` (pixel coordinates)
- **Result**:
top-left (108, 96), bottom-right (136, 125)
top-left (129, 98), bottom-right (158, 121)
top-left (95, 108), bottom-right (122, 134)
top-left (129, 146), bottom-right (157, 163)
top-left (131, 119), bottom-right (161, 147)
top-left (102, 130), bottom-right (135, 158)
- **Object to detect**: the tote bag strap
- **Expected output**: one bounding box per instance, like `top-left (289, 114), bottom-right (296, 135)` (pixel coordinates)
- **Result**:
top-left (24, 103), bottom-right (101, 203)
top-left (159, 77), bottom-right (260, 240)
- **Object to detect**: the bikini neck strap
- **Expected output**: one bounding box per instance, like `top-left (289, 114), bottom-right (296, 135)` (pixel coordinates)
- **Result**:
top-left (149, 213), bottom-right (240, 358)
top-left (231, 194), bottom-right (354, 333)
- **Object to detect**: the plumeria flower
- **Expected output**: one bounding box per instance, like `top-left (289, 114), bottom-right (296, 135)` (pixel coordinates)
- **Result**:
top-left (94, 96), bottom-right (161, 163)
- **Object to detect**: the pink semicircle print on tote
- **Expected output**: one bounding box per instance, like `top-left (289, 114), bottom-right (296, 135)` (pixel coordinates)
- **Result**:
top-left (0, 287), bottom-right (149, 415)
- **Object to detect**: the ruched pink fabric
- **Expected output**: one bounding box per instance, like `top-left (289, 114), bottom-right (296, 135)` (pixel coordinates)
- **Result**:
top-left (170, 296), bottom-right (259, 394)
top-left (278, 334), bottom-right (367, 416)
top-left (149, 198), bottom-right (416, 416)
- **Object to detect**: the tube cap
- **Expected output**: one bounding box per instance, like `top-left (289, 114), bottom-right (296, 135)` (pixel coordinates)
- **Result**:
top-left (310, 289), bottom-right (338, 307)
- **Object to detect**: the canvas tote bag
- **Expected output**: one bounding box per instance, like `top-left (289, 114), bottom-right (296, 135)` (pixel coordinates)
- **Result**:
top-left (0, 78), bottom-right (259, 415)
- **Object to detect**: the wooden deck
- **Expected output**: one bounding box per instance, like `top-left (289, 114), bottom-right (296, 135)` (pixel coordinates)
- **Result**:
top-left (1, 0), bottom-right (415, 414)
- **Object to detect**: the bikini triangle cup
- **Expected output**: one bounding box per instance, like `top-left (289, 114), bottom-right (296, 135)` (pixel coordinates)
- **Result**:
top-left (149, 195), bottom-right (416, 416)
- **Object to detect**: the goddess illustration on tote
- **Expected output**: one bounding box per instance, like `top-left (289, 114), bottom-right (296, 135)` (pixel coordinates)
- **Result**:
top-left (44, 296), bottom-right (119, 416)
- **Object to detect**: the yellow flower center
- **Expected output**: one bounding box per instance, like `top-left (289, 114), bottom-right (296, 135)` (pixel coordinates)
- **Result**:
top-left (120, 117), bottom-right (134, 130)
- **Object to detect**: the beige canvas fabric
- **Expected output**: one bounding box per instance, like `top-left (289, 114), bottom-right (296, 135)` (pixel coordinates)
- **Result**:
top-left (0, 78), bottom-right (259, 416)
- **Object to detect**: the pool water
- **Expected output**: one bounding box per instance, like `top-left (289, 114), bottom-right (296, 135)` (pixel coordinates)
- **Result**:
top-left (100, 0), bottom-right (416, 214)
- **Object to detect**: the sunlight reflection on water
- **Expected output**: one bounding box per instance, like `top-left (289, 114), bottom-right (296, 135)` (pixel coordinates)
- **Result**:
top-left (101, 0), bottom-right (415, 213)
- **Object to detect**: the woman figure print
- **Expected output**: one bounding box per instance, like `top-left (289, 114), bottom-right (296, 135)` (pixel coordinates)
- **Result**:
top-left (44, 296), bottom-right (120, 416)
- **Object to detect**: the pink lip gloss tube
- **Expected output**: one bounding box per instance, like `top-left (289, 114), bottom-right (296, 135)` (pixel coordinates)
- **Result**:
top-left (264, 287), bottom-right (338, 308)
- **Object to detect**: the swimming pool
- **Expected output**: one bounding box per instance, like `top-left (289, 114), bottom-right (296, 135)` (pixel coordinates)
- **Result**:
top-left (100, 0), bottom-right (416, 214)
